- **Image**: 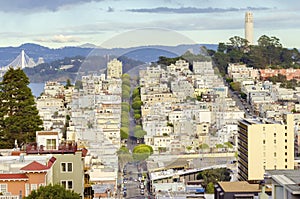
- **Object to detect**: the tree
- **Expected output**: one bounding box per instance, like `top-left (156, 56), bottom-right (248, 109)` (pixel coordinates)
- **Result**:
top-left (134, 130), bottom-right (146, 139)
top-left (217, 42), bottom-right (227, 53)
top-left (132, 101), bottom-right (142, 110)
top-left (122, 90), bottom-right (130, 101)
top-left (120, 127), bottom-right (129, 140)
top-left (134, 109), bottom-right (141, 115)
top-left (132, 87), bottom-right (140, 99)
top-left (122, 73), bottom-right (131, 80)
top-left (229, 82), bottom-right (241, 92)
top-left (25, 184), bottom-right (80, 199)
top-left (228, 36), bottom-right (248, 51)
top-left (199, 143), bottom-right (209, 150)
top-left (0, 68), bottom-right (43, 148)
top-left (118, 146), bottom-right (133, 169)
top-left (122, 79), bottom-right (131, 87)
top-left (134, 113), bottom-right (141, 120)
top-left (206, 182), bottom-right (214, 194)
top-left (132, 144), bottom-right (153, 161)
top-left (197, 168), bottom-right (231, 189)
top-left (117, 145), bottom-right (130, 155)
top-left (65, 79), bottom-right (73, 89)
top-left (134, 125), bottom-right (146, 139)
top-left (224, 142), bottom-right (233, 149)
top-left (122, 84), bottom-right (130, 92)
top-left (74, 80), bottom-right (83, 90)
top-left (121, 102), bottom-right (130, 112)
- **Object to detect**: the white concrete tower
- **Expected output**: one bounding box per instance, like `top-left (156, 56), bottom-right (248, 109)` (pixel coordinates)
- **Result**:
top-left (21, 50), bottom-right (25, 69)
top-left (245, 11), bottom-right (254, 45)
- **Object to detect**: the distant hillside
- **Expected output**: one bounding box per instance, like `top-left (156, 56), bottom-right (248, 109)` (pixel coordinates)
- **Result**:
top-left (23, 55), bottom-right (145, 83)
top-left (0, 43), bottom-right (217, 66)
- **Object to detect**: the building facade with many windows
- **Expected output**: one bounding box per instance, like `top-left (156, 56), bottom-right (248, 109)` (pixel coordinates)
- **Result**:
top-left (106, 58), bottom-right (122, 79)
top-left (238, 114), bottom-right (294, 181)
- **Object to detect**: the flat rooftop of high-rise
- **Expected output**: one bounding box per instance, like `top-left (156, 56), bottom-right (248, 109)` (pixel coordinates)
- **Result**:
top-left (239, 117), bottom-right (283, 125)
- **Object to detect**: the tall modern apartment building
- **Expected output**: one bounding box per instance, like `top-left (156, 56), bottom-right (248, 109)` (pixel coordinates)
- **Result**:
top-left (245, 11), bottom-right (254, 45)
top-left (107, 58), bottom-right (122, 79)
top-left (238, 114), bottom-right (294, 181)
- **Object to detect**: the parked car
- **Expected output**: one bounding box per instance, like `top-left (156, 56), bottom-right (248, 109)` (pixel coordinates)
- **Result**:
top-left (140, 189), bottom-right (144, 195)
top-left (140, 184), bottom-right (145, 189)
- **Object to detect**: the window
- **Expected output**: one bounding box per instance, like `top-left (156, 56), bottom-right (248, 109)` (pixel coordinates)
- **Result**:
top-left (285, 133), bottom-right (287, 136)
top-left (25, 183), bottom-right (30, 196)
top-left (285, 159), bottom-right (288, 162)
top-left (46, 139), bottom-right (56, 150)
top-left (285, 152), bottom-right (287, 156)
top-left (274, 140), bottom-right (276, 144)
top-left (263, 140), bottom-right (266, 144)
top-left (61, 162), bottom-right (73, 172)
top-left (285, 139), bottom-right (287, 143)
top-left (274, 133), bottom-right (276, 137)
top-left (285, 165), bottom-right (288, 169)
top-left (31, 184), bottom-right (37, 191)
top-left (274, 152), bottom-right (276, 157)
top-left (285, 146), bottom-right (288, 149)
top-left (0, 184), bottom-right (7, 194)
top-left (61, 180), bottom-right (73, 190)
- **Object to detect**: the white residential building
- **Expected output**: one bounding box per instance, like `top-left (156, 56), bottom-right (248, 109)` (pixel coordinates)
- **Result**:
top-left (107, 58), bottom-right (122, 79)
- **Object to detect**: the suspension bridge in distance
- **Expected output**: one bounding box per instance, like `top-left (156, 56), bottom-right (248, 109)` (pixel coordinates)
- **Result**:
top-left (0, 50), bottom-right (44, 77)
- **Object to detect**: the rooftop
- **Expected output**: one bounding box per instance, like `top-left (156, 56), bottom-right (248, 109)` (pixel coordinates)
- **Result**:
top-left (267, 169), bottom-right (300, 184)
top-left (20, 161), bottom-right (49, 171)
top-left (0, 173), bottom-right (28, 181)
top-left (267, 170), bottom-right (300, 195)
top-left (218, 181), bottom-right (262, 192)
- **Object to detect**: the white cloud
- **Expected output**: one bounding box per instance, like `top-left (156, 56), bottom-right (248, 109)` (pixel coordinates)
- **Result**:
top-left (35, 35), bottom-right (80, 43)
top-left (0, 0), bottom-right (104, 13)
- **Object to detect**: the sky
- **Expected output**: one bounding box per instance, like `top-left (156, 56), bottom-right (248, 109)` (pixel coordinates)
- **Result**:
top-left (0, 0), bottom-right (300, 49)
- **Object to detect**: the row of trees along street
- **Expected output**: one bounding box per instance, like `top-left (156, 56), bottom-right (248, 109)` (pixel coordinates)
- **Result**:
top-left (118, 73), bottom-right (153, 198)
top-left (119, 74), bottom-right (153, 165)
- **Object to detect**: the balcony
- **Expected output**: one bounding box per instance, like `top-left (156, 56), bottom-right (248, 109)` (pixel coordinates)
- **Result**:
top-left (0, 195), bottom-right (18, 199)
top-left (26, 142), bottom-right (77, 154)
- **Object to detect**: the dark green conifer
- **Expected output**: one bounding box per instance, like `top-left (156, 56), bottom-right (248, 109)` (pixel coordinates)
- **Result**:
top-left (0, 68), bottom-right (43, 148)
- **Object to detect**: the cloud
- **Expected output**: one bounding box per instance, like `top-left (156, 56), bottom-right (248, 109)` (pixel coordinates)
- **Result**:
top-left (107, 6), bottom-right (114, 12)
top-left (0, 0), bottom-right (103, 13)
top-left (35, 35), bottom-right (80, 43)
top-left (126, 6), bottom-right (270, 14)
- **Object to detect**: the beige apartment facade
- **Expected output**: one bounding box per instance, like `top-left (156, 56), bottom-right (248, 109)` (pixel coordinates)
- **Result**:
top-left (238, 114), bottom-right (294, 181)
top-left (107, 58), bottom-right (122, 79)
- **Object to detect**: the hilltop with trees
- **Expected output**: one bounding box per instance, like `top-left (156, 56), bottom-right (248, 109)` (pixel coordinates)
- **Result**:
top-left (210, 35), bottom-right (300, 76)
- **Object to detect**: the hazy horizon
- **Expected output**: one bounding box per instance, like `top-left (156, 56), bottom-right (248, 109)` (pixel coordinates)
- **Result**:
top-left (0, 1), bottom-right (299, 48)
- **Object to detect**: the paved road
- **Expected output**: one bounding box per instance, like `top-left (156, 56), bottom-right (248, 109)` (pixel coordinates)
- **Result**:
top-left (226, 83), bottom-right (255, 116)
top-left (122, 162), bottom-right (150, 199)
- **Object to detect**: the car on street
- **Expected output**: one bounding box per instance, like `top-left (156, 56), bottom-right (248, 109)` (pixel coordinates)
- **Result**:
top-left (140, 184), bottom-right (145, 189)
top-left (140, 189), bottom-right (144, 195)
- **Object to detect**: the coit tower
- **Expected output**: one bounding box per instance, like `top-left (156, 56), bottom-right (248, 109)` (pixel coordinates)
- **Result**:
top-left (245, 11), bottom-right (253, 45)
